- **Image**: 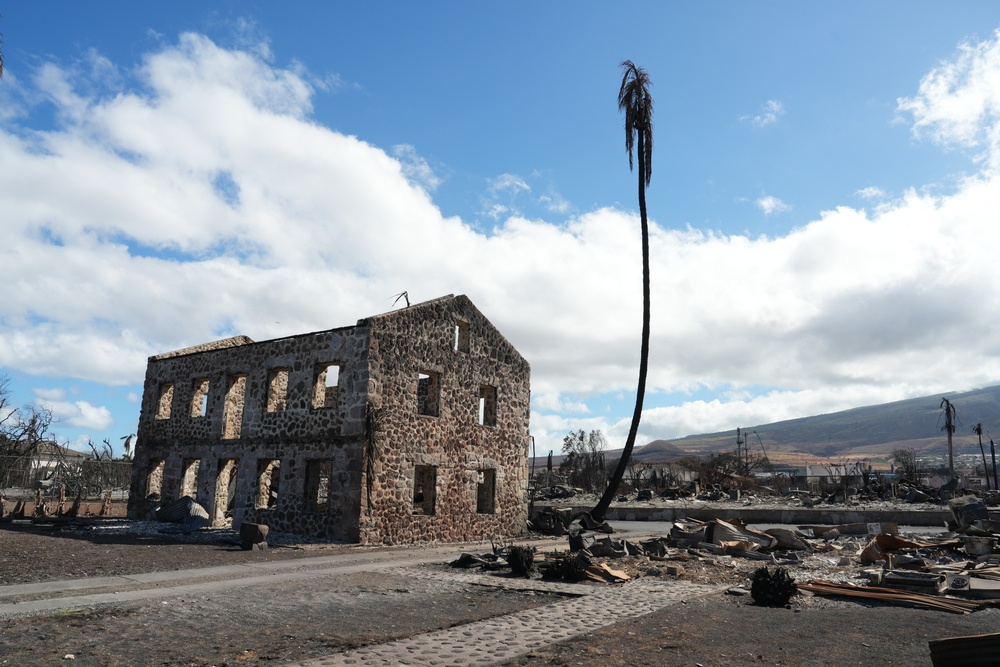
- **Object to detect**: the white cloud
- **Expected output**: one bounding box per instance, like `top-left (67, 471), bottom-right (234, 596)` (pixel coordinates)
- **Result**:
top-left (480, 173), bottom-right (532, 219)
top-left (34, 388), bottom-right (67, 402)
top-left (855, 186), bottom-right (886, 200)
top-left (755, 194), bottom-right (791, 215)
top-left (748, 99), bottom-right (785, 128)
top-left (898, 28), bottom-right (1000, 170)
top-left (67, 434), bottom-right (96, 453)
top-left (490, 173), bottom-right (531, 196)
top-left (539, 190), bottom-right (571, 214)
top-left (393, 144), bottom-right (444, 192)
top-left (6, 32), bottom-right (1000, 457)
top-left (484, 203), bottom-right (509, 221)
top-left (532, 391), bottom-right (590, 414)
top-left (36, 394), bottom-right (115, 431)
top-left (481, 173), bottom-right (570, 221)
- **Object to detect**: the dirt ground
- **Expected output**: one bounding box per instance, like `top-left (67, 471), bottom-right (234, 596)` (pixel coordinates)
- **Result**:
top-left (2, 518), bottom-right (999, 666)
top-left (0, 518), bottom-right (349, 586)
top-left (505, 595), bottom-right (1000, 667)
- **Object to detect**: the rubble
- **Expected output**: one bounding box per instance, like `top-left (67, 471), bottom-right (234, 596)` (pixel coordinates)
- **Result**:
top-left (154, 496), bottom-right (210, 533)
top-left (799, 580), bottom-right (986, 613)
top-left (532, 485), bottom-right (581, 501)
top-left (950, 495), bottom-right (990, 527)
top-left (458, 493), bottom-right (1000, 617)
top-left (239, 521), bottom-right (269, 550)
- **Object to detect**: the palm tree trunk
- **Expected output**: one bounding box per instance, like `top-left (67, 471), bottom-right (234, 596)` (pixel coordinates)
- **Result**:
top-left (991, 439), bottom-right (999, 490)
top-left (942, 399), bottom-right (955, 481)
top-left (978, 432), bottom-right (990, 490)
top-left (948, 428), bottom-right (955, 481)
top-left (592, 132), bottom-right (650, 522)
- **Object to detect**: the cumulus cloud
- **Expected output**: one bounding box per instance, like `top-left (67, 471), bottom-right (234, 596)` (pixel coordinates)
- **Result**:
top-left (5, 32), bottom-right (1000, 455)
top-left (34, 389), bottom-right (115, 431)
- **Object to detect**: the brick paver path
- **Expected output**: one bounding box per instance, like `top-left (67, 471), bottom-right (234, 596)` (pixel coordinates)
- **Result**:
top-left (289, 568), bottom-right (719, 667)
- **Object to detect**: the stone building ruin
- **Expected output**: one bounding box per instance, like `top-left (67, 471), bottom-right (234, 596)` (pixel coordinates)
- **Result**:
top-left (127, 295), bottom-right (531, 543)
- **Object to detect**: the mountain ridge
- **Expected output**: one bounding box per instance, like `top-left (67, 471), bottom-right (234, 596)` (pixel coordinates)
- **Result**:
top-left (628, 384), bottom-right (1000, 464)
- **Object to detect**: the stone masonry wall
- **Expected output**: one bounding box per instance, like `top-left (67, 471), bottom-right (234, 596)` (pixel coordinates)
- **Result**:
top-left (128, 295), bottom-right (531, 544)
top-left (358, 295), bottom-right (531, 544)
top-left (128, 324), bottom-right (371, 541)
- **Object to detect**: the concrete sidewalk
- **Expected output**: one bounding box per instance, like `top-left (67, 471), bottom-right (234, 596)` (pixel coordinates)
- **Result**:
top-left (0, 543), bottom-right (483, 617)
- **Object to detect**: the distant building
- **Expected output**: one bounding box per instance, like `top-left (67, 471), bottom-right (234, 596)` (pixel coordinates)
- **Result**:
top-left (127, 295), bottom-right (531, 544)
top-left (804, 464), bottom-right (852, 484)
top-left (650, 462), bottom-right (697, 485)
top-left (0, 441), bottom-right (86, 490)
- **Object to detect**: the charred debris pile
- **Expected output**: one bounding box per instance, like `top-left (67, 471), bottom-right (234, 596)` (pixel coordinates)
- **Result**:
top-left (454, 495), bottom-right (1000, 614)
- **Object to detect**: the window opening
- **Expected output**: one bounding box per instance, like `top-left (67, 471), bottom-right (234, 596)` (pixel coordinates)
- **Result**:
top-left (145, 459), bottom-right (165, 499)
top-left (213, 459), bottom-right (239, 525)
top-left (313, 363), bottom-right (340, 409)
top-left (191, 378), bottom-right (210, 418)
top-left (305, 460), bottom-right (332, 512)
top-left (267, 368), bottom-right (289, 413)
top-left (477, 469), bottom-right (496, 514)
top-left (181, 459), bottom-right (201, 499)
top-left (222, 373), bottom-right (247, 439)
top-left (454, 320), bottom-right (470, 353)
top-left (413, 465), bottom-right (437, 515)
top-left (416, 371), bottom-right (440, 417)
top-left (255, 459), bottom-right (280, 509)
top-left (155, 383), bottom-right (174, 420)
top-left (478, 385), bottom-right (497, 426)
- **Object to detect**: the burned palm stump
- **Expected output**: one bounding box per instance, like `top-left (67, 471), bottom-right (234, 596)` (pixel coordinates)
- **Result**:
top-left (506, 545), bottom-right (539, 578)
top-left (750, 566), bottom-right (797, 607)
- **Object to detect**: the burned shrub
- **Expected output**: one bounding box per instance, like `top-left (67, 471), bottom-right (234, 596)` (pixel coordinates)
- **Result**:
top-left (750, 566), bottom-right (797, 607)
top-left (553, 550), bottom-right (594, 582)
top-left (506, 545), bottom-right (539, 578)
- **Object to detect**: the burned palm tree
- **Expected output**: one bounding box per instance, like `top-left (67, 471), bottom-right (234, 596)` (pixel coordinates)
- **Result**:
top-left (592, 60), bottom-right (654, 521)
top-left (973, 423), bottom-right (989, 490)
top-left (940, 398), bottom-right (957, 481)
top-left (992, 438), bottom-right (999, 491)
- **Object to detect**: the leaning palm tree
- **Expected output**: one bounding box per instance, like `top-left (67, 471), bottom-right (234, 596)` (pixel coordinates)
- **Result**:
top-left (973, 423), bottom-right (989, 490)
top-left (940, 398), bottom-right (957, 481)
top-left (592, 60), bottom-right (654, 522)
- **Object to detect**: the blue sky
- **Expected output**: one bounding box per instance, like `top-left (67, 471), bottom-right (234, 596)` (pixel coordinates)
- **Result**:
top-left (4, 2), bottom-right (1000, 457)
